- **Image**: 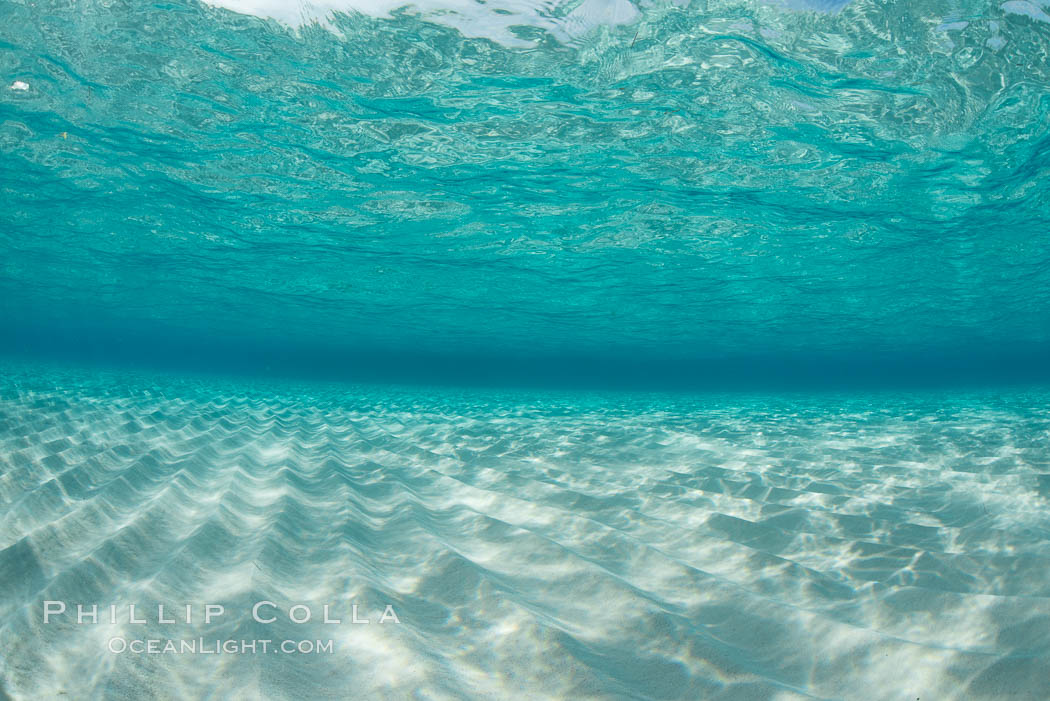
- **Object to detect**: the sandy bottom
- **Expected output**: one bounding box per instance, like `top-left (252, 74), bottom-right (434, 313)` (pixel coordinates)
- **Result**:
top-left (2, 366), bottom-right (1049, 699)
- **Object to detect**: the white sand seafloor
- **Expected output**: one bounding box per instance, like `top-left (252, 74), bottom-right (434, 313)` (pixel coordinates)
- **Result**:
top-left (1, 365), bottom-right (1049, 700)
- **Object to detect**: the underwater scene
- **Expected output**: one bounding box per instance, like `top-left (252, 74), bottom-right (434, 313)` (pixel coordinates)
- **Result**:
top-left (2, 0), bottom-right (1050, 698)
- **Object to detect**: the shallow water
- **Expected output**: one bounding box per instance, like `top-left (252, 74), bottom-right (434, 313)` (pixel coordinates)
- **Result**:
top-left (2, 365), bottom-right (1049, 699)
top-left (3, 0), bottom-right (1050, 381)
top-left (3, 0), bottom-right (1050, 698)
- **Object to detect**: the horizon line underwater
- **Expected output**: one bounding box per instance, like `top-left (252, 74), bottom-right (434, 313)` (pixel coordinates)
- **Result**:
top-left (2, 0), bottom-right (1050, 699)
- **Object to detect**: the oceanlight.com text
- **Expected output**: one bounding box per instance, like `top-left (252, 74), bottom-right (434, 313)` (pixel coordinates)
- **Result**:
top-left (107, 638), bottom-right (335, 655)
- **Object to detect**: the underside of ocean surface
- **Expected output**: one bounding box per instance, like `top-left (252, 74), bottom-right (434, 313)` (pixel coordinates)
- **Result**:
top-left (2, 0), bottom-right (1050, 699)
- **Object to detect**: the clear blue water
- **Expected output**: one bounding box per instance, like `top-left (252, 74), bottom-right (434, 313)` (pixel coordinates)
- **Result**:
top-left (2, 365), bottom-right (1050, 699)
top-left (2, 0), bottom-right (1049, 387)
top-left (2, 0), bottom-right (1050, 698)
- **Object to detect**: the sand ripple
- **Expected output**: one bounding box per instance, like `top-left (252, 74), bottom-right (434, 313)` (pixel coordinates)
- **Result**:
top-left (2, 367), bottom-right (1049, 699)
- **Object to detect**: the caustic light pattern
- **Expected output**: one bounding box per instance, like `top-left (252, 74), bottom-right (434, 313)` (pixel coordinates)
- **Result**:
top-left (1, 368), bottom-right (1049, 699)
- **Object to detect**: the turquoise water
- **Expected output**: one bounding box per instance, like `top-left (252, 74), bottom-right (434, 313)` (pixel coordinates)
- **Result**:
top-left (2, 0), bottom-right (1049, 385)
top-left (3, 0), bottom-right (1050, 699)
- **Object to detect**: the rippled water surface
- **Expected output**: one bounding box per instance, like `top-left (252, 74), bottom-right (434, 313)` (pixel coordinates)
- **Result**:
top-left (2, 366), bottom-right (1050, 699)
top-left (3, 0), bottom-right (1050, 698)
top-left (3, 0), bottom-right (1049, 374)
